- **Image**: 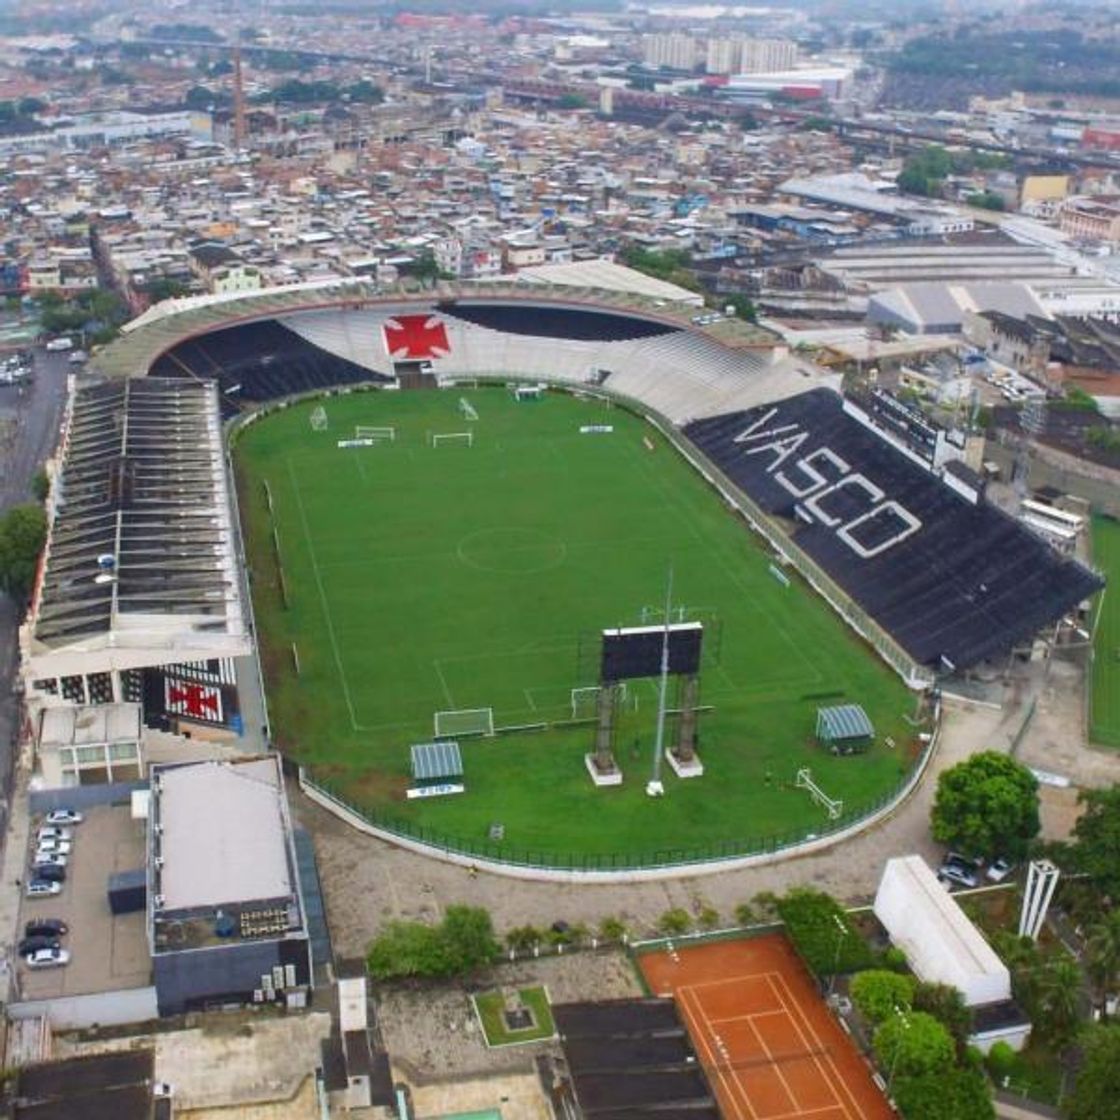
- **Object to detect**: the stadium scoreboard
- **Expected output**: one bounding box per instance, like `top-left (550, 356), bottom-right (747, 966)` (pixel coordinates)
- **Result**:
top-left (600, 622), bottom-right (703, 683)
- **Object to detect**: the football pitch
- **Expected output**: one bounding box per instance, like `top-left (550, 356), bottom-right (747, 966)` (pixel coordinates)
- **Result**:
top-left (1091, 515), bottom-right (1120, 748)
top-left (234, 388), bottom-right (917, 860)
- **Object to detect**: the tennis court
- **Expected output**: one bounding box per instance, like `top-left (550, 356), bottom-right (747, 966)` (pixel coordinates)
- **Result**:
top-left (639, 935), bottom-right (892, 1120)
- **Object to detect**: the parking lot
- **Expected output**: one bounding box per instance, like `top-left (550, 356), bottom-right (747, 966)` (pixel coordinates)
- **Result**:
top-left (17, 804), bottom-right (151, 1000)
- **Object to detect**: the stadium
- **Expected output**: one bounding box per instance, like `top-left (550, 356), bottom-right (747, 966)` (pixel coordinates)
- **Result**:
top-left (21, 276), bottom-right (1102, 875)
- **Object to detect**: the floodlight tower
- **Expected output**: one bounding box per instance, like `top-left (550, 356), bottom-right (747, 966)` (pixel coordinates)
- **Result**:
top-left (646, 566), bottom-right (673, 798)
top-left (233, 44), bottom-right (248, 153)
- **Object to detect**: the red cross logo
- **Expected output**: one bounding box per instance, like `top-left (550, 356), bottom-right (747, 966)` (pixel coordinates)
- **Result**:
top-left (383, 314), bottom-right (450, 359)
top-left (167, 682), bottom-right (220, 719)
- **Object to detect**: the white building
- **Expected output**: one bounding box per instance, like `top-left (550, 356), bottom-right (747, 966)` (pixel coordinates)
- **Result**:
top-left (642, 33), bottom-right (699, 72)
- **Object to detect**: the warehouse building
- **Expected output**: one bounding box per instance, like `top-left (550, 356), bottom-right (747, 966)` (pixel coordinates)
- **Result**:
top-left (148, 755), bottom-right (312, 1016)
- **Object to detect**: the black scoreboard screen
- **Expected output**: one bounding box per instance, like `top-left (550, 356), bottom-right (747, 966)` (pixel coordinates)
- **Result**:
top-left (600, 622), bottom-right (703, 683)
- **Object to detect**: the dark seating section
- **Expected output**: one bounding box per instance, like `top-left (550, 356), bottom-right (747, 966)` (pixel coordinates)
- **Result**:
top-left (554, 1000), bottom-right (718, 1120)
top-left (438, 301), bottom-right (679, 341)
top-left (685, 389), bottom-right (1103, 670)
top-left (149, 320), bottom-right (386, 409)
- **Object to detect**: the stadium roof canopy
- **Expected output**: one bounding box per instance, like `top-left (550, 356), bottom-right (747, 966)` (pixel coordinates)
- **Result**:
top-left (23, 378), bottom-right (249, 680)
top-left (411, 741), bottom-right (463, 782)
top-left (89, 277), bottom-right (774, 381)
top-left (498, 259), bottom-right (705, 307)
top-left (816, 704), bottom-right (874, 742)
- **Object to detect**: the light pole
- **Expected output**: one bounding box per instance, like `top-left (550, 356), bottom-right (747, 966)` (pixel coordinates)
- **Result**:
top-left (887, 1006), bottom-right (911, 1092)
top-left (827, 913), bottom-right (847, 995)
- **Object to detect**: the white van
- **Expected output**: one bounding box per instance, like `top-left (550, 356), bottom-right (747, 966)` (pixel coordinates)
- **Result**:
top-left (45, 337), bottom-right (73, 352)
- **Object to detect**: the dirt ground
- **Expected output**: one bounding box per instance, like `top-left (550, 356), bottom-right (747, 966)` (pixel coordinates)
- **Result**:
top-left (378, 950), bottom-right (641, 1082)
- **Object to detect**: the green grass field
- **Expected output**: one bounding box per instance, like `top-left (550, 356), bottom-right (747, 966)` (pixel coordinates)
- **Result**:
top-left (234, 388), bottom-right (919, 860)
top-left (473, 986), bottom-right (555, 1046)
top-left (1090, 515), bottom-right (1120, 748)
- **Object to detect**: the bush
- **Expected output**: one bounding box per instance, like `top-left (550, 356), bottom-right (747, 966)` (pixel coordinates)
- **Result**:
top-left (913, 981), bottom-right (972, 1053)
top-left (366, 904), bottom-right (498, 980)
top-left (658, 908), bottom-right (692, 936)
top-left (882, 946), bottom-right (909, 972)
top-left (734, 902), bottom-right (756, 926)
top-left (697, 905), bottom-right (720, 930)
top-left (850, 970), bottom-right (916, 1024)
top-left (599, 916), bottom-right (628, 942)
top-left (892, 1066), bottom-right (995, 1119)
top-left (505, 925), bottom-right (542, 952)
top-left (776, 888), bottom-right (875, 977)
top-left (985, 1040), bottom-right (1016, 1082)
top-left (873, 1011), bottom-right (956, 1080)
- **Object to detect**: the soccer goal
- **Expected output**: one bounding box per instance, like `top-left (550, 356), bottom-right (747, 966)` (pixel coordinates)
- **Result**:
top-left (434, 707), bottom-right (494, 738)
top-left (512, 384), bottom-right (544, 402)
top-left (430, 431), bottom-right (473, 448)
top-left (795, 767), bottom-right (843, 820)
top-left (459, 397), bottom-right (478, 421)
top-left (355, 425), bottom-right (395, 441)
top-left (310, 406), bottom-right (328, 432)
top-left (571, 683), bottom-right (628, 720)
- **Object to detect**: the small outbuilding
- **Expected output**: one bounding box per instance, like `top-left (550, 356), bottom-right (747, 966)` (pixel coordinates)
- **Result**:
top-left (408, 741), bottom-right (464, 798)
top-left (815, 703), bottom-right (874, 754)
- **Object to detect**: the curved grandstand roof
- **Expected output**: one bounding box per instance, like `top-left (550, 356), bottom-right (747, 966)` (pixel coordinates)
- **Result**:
top-left (24, 378), bottom-right (249, 679)
top-left (90, 278), bottom-right (775, 381)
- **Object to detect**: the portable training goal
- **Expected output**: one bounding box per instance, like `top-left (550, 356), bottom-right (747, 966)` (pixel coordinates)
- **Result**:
top-left (795, 767), bottom-right (843, 820)
top-left (434, 707), bottom-right (494, 738)
top-left (459, 397), bottom-right (478, 421)
top-left (429, 431), bottom-right (473, 447)
top-left (511, 384), bottom-right (544, 401)
top-left (355, 425), bottom-right (395, 441)
top-left (310, 406), bottom-right (328, 431)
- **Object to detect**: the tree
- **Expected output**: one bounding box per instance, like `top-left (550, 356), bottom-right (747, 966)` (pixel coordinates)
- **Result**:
top-left (0, 503), bottom-right (47, 601)
top-left (439, 904), bottom-right (499, 976)
top-left (1035, 953), bottom-right (1082, 1044)
top-left (31, 468), bottom-right (49, 503)
top-left (873, 1011), bottom-right (955, 1080)
top-left (724, 293), bottom-right (757, 322)
top-left (1085, 909), bottom-right (1120, 1018)
top-left (930, 751), bottom-right (1039, 860)
top-left (367, 919), bottom-right (448, 979)
top-left (776, 888), bottom-right (875, 977)
top-left (1066, 1023), bottom-right (1120, 1120)
top-left (1068, 785), bottom-right (1120, 897)
top-left (850, 970), bottom-right (916, 1024)
top-left (912, 981), bottom-right (972, 1053)
top-left (892, 1067), bottom-right (994, 1120)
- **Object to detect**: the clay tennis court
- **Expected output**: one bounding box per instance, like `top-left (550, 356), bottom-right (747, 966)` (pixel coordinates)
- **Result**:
top-left (639, 934), bottom-right (893, 1120)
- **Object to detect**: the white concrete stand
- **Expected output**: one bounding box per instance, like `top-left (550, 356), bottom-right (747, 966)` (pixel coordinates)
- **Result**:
top-left (666, 750), bottom-right (704, 779)
top-left (584, 754), bottom-right (623, 787)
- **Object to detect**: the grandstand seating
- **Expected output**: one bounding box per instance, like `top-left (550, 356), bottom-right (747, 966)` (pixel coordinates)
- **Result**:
top-left (685, 389), bottom-right (1103, 669)
top-left (438, 302), bottom-right (678, 341)
top-left (149, 320), bottom-right (387, 408)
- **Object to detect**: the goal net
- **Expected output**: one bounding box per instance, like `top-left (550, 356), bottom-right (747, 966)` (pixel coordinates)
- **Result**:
top-left (571, 683), bottom-right (628, 720)
top-left (355, 425), bottom-right (395, 441)
top-left (459, 397), bottom-right (478, 421)
top-left (430, 431), bottom-right (473, 447)
top-left (511, 384), bottom-right (544, 401)
top-left (434, 708), bottom-right (494, 738)
top-left (310, 406), bottom-right (328, 431)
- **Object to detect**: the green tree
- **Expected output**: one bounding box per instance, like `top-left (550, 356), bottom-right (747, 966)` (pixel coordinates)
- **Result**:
top-left (367, 919), bottom-right (447, 979)
top-left (1069, 785), bottom-right (1120, 897)
top-left (776, 888), bottom-right (875, 977)
top-left (912, 981), bottom-right (972, 1053)
top-left (850, 970), bottom-right (916, 1024)
top-left (1036, 954), bottom-right (1082, 1044)
top-left (439, 904), bottom-right (499, 975)
top-left (1066, 1023), bottom-right (1120, 1120)
top-left (505, 925), bottom-right (542, 952)
top-left (892, 1067), bottom-right (995, 1119)
top-left (873, 1011), bottom-right (955, 1080)
top-left (724, 293), bottom-right (757, 322)
top-left (658, 907), bottom-right (692, 936)
top-left (31, 468), bottom-right (49, 503)
top-left (1085, 910), bottom-right (1120, 1019)
top-left (599, 915), bottom-right (628, 942)
top-left (0, 504), bottom-right (47, 600)
top-left (965, 191), bottom-right (1006, 212)
top-left (930, 751), bottom-right (1039, 860)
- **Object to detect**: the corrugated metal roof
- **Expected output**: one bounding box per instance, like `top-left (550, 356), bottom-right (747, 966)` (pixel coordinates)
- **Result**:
top-left (816, 703), bottom-right (874, 741)
top-left (411, 741), bottom-right (463, 781)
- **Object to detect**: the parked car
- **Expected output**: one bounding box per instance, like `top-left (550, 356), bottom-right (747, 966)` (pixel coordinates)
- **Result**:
top-left (34, 838), bottom-right (71, 856)
top-left (24, 918), bottom-right (68, 938)
top-left (938, 853), bottom-right (980, 889)
top-left (24, 947), bottom-right (70, 969)
top-left (37, 827), bottom-right (72, 842)
top-left (31, 852), bottom-right (67, 868)
top-left (986, 858), bottom-right (1016, 883)
top-left (44, 809), bottom-right (83, 825)
top-left (18, 936), bottom-right (61, 957)
top-left (31, 864), bottom-right (66, 883)
top-left (25, 879), bottom-right (62, 898)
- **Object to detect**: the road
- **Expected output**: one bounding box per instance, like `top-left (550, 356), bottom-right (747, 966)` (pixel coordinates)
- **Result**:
top-left (0, 349), bottom-right (71, 848)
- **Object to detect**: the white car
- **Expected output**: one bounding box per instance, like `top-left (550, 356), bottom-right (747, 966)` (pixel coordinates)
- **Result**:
top-left (24, 947), bottom-right (70, 969)
top-left (26, 880), bottom-right (62, 898)
top-left (31, 852), bottom-right (67, 868)
top-left (37, 827), bottom-right (72, 842)
top-left (44, 809), bottom-right (83, 825)
top-left (986, 858), bottom-right (1016, 883)
top-left (34, 838), bottom-right (72, 856)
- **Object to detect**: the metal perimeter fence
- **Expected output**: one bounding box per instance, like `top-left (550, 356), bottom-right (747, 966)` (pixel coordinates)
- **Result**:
top-left (298, 702), bottom-right (939, 876)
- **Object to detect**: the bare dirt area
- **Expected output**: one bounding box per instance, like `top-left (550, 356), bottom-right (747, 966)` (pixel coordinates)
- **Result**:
top-left (404, 1070), bottom-right (550, 1120)
top-left (297, 697), bottom-right (1009, 954)
top-left (377, 950), bottom-right (641, 1082)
